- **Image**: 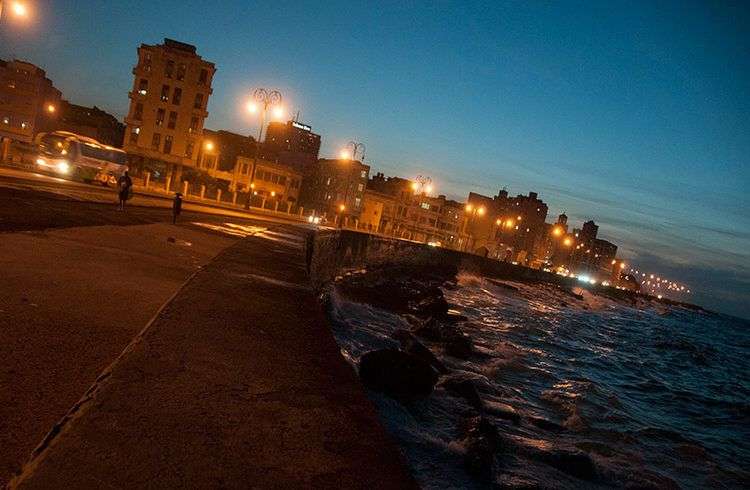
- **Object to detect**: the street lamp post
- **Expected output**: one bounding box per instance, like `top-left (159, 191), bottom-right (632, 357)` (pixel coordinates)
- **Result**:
top-left (346, 141), bottom-right (365, 162)
top-left (244, 88), bottom-right (282, 209)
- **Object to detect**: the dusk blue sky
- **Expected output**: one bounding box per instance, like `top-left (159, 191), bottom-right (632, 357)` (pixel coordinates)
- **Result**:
top-left (2, 1), bottom-right (748, 318)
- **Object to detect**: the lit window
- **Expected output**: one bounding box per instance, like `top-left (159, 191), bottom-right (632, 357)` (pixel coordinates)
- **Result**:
top-left (138, 78), bottom-right (148, 95)
top-left (2, 116), bottom-right (9, 124)
top-left (360, 170), bottom-right (367, 178)
top-left (163, 135), bottom-right (173, 154)
top-left (358, 183), bottom-right (364, 192)
top-left (129, 127), bottom-right (139, 144)
top-left (160, 85), bottom-right (170, 102)
top-left (21, 122), bottom-right (28, 129)
top-left (185, 141), bottom-right (194, 158)
top-left (155, 108), bottom-right (165, 126)
top-left (189, 116), bottom-right (199, 133)
top-left (355, 197), bottom-right (362, 208)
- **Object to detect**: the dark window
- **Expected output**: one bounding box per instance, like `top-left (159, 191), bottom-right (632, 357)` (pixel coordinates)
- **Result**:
top-left (151, 133), bottom-right (161, 150)
top-left (165, 59), bottom-right (174, 78)
top-left (172, 87), bottom-right (182, 105)
top-left (176, 64), bottom-right (186, 81)
top-left (256, 170), bottom-right (265, 181)
top-left (142, 53), bottom-right (152, 72)
top-left (198, 69), bottom-right (208, 85)
top-left (137, 79), bottom-right (148, 94)
top-left (271, 174), bottom-right (279, 184)
top-left (193, 93), bottom-right (204, 109)
top-left (163, 135), bottom-right (173, 154)
top-left (160, 85), bottom-right (169, 102)
top-left (133, 103), bottom-right (143, 120)
top-left (167, 111), bottom-right (177, 129)
top-left (278, 176), bottom-right (286, 185)
top-left (155, 108), bottom-right (165, 126)
top-left (189, 116), bottom-right (199, 133)
top-left (185, 140), bottom-right (194, 158)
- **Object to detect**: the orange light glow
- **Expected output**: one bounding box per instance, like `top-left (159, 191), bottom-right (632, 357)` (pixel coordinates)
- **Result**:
top-left (204, 141), bottom-right (214, 151)
top-left (246, 102), bottom-right (258, 114)
top-left (339, 149), bottom-right (351, 160)
top-left (552, 226), bottom-right (563, 236)
top-left (563, 237), bottom-right (573, 246)
top-left (477, 206), bottom-right (486, 216)
top-left (46, 104), bottom-right (56, 113)
top-left (272, 106), bottom-right (284, 119)
top-left (11, 1), bottom-right (28, 17)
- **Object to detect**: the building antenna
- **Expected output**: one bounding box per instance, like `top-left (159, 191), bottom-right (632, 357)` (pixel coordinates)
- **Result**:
top-left (294, 109), bottom-right (300, 122)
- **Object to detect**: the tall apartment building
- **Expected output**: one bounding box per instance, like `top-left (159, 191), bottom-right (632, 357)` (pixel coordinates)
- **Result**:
top-left (123, 39), bottom-right (216, 186)
top-left (262, 120), bottom-right (321, 172)
top-left (0, 59), bottom-right (61, 161)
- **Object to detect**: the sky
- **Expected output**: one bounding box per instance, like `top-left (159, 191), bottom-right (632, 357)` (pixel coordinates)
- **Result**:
top-left (1, 0), bottom-right (748, 318)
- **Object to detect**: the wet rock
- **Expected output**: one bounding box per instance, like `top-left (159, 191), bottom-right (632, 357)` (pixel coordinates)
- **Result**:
top-left (411, 317), bottom-right (443, 341)
top-left (391, 329), bottom-right (448, 374)
top-left (412, 293), bottom-right (450, 318)
top-left (439, 376), bottom-right (483, 410)
top-left (359, 348), bottom-right (438, 398)
top-left (442, 326), bottom-right (473, 359)
top-left (529, 416), bottom-right (565, 432)
top-left (488, 279), bottom-right (519, 291)
top-left (484, 401), bottom-right (521, 424)
top-left (444, 311), bottom-right (469, 323)
top-left (460, 416), bottom-right (502, 480)
top-left (539, 450), bottom-right (596, 481)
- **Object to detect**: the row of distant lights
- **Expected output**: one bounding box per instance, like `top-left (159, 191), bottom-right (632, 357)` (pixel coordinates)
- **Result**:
top-left (629, 269), bottom-right (690, 294)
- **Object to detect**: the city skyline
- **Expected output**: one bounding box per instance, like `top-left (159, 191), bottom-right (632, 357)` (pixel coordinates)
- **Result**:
top-left (1, 0), bottom-right (748, 318)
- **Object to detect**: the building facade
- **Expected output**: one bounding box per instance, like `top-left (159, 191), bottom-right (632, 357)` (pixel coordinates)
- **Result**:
top-left (0, 59), bottom-right (61, 159)
top-left (55, 102), bottom-right (125, 147)
top-left (299, 158), bottom-right (370, 221)
top-left (123, 39), bottom-right (216, 186)
top-left (262, 120), bottom-right (321, 172)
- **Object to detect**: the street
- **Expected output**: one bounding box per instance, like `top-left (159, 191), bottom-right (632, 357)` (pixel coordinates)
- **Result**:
top-left (0, 166), bottom-right (309, 486)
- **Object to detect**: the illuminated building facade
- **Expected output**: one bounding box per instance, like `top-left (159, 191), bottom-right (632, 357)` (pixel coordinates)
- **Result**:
top-left (123, 38), bottom-right (216, 187)
top-left (262, 120), bottom-right (321, 171)
top-left (0, 59), bottom-right (61, 153)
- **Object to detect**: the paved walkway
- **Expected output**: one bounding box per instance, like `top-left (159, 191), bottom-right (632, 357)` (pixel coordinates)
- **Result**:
top-left (0, 223), bottom-right (237, 487)
top-left (10, 228), bottom-right (415, 488)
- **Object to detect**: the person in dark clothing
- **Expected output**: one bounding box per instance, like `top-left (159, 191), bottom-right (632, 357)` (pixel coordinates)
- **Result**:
top-left (117, 171), bottom-right (133, 210)
top-left (172, 192), bottom-right (183, 224)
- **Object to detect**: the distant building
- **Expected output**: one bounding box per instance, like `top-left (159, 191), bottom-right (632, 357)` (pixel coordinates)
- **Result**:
top-left (360, 189), bottom-right (394, 233)
top-left (0, 59), bottom-right (61, 159)
top-left (196, 129), bottom-right (255, 185)
top-left (262, 120), bottom-right (321, 172)
top-left (123, 38), bottom-right (216, 187)
top-left (567, 219), bottom-right (618, 279)
top-left (299, 158), bottom-right (370, 222)
top-left (55, 102), bottom-right (125, 147)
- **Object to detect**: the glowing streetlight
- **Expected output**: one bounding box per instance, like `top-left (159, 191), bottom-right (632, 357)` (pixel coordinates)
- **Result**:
top-left (465, 204), bottom-right (473, 212)
top-left (339, 204), bottom-right (346, 212)
top-left (552, 226), bottom-right (563, 237)
top-left (345, 141), bottom-right (366, 161)
top-left (46, 104), bottom-right (56, 113)
top-left (339, 149), bottom-right (352, 160)
top-left (411, 181), bottom-right (420, 192)
top-left (424, 184), bottom-right (433, 194)
top-left (563, 237), bottom-right (573, 247)
top-left (243, 87), bottom-right (283, 209)
top-left (476, 206), bottom-right (486, 216)
top-left (204, 141), bottom-right (214, 151)
top-left (272, 106), bottom-right (284, 119)
top-left (3, 0), bottom-right (27, 18)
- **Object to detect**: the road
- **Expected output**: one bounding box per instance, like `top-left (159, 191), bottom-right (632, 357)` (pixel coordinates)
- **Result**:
top-left (0, 165), bottom-right (314, 486)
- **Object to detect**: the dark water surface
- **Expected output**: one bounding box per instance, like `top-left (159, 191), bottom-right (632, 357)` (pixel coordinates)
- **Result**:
top-left (328, 272), bottom-right (750, 489)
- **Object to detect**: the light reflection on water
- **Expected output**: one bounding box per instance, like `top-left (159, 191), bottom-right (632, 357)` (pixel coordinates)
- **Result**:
top-left (329, 272), bottom-right (750, 489)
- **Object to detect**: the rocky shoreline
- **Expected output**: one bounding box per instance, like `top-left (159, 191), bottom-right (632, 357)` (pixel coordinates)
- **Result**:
top-left (325, 260), bottom-right (695, 488)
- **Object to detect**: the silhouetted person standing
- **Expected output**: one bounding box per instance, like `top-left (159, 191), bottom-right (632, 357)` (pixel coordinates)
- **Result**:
top-left (172, 192), bottom-right (183, 224)
top-left (117, 171), bottom-right (133, 211)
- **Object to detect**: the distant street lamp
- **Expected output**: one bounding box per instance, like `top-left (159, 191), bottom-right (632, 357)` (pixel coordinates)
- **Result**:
top-left (346, 141), bottom-right (365, 161)
top-left (244, 88), bottom-right (283, 209)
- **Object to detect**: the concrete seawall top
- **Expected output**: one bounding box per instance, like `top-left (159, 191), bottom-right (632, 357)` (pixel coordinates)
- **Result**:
top-left (10, 226), bottom-right (416, 489)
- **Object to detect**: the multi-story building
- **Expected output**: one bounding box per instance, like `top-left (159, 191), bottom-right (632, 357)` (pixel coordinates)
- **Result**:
top-left (299, 158), bottom-right (370, 222)
top-left (123, 38), bottom-right (216, 187)
top-left (567, 219), bottom-right (618, 279)
top-left (233, 156), bottom-right (303, 207)
top-left (55, 102), bottom-right (124, 147)
top-left (262, 120), bottom-right (321, 172)
top-left (197, 129), bottom-right (255, 186)
top-left (0, 59), bottom-right (61, 159)
top-left (360, 189), bottom-right (395, 233)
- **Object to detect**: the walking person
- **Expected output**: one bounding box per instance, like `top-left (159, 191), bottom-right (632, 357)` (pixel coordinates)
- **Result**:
top-left (172, 192), bottom-right (183, 224)
top-left (117, 170), bottom-right (133, 211)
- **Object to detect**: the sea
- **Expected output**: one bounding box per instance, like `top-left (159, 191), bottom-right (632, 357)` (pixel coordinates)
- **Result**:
top-left (327, 271), bottom-right (750, 489)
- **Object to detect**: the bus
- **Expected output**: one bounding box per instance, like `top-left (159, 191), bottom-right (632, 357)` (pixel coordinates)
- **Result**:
top-left (32, 131), bottom-right (128, 186)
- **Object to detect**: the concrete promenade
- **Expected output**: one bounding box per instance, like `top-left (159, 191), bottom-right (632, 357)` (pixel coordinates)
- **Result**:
top-left (9, 227), bottom-right (415, 488)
